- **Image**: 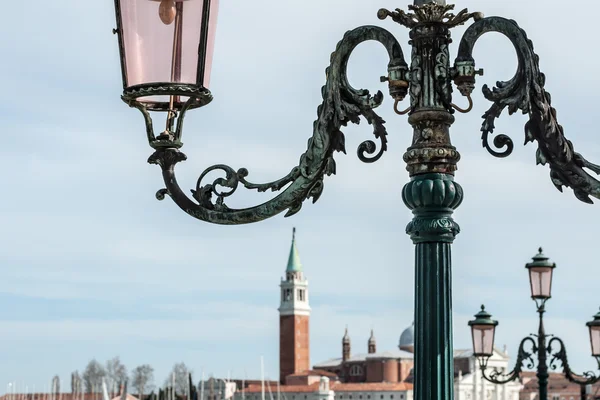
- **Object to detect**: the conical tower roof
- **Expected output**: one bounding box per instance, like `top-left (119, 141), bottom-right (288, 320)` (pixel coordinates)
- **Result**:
top-left (343, 326), bottom-right (350, 344)
top-left (368, 329), bottom-right (376, 344)
top-left (287, 227), bottom-right (303, 273)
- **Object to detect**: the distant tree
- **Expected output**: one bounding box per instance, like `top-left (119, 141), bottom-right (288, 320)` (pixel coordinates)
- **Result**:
top-left (131, 364), bottom-right (155, 396)
top-left (83, 359), bottom-right (107, 393)
top-left (52, 375), bottom-right (60, 396)
top-left (72, 371), bottom-right (84, 397)
top-left (164, 363), bottom-right (192, 395)
top-left (71, 371), bottom-right (81, 394)
top-left (106, 357), bottom-right (128, 396)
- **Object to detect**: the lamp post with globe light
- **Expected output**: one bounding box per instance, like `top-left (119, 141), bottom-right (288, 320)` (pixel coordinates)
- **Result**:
top-left (110, 2), bottom-right (600, 400)
top-left (468, 249), bottom-right (600, 400)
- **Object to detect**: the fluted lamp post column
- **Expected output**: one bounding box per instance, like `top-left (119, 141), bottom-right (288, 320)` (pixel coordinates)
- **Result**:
top-left (468, 249), bottom-right (600, 400)
top-left (110, 1), bottom-right (600, 400)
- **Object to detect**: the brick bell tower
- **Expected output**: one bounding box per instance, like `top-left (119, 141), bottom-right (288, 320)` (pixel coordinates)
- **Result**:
top-left (279, 228), bottom-right (311, 383)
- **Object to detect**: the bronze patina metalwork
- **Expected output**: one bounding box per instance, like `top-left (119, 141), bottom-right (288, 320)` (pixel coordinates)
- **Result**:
top-left (111, 2), bottom-right (600, 400)
top-left (120, 2), bottom-right (600, 222)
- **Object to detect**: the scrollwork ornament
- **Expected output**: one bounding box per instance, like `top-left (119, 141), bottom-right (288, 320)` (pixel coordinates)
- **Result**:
top-left (409, 46), bottom-right (422, 110)
top-left (434, 42), bottom-right (452, 110)
top-left (480, 336), bottom-right (537, 384)
top-left (455, 16), bottom-right (600, 203)
top-left (143, 26), bottom-right (408, 224)
top-left (548, 337), bottom-right (600, 385)
top-left (378, 4), bottom-right (482, 29)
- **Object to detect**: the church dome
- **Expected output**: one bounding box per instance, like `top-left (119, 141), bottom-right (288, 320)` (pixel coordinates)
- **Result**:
top-left (399, 322), bottom-right (414, 353)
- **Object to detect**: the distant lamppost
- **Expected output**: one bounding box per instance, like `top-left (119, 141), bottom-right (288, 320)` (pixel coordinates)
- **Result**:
top-left (468, 248), bottom-right (600, 400)
top-left (110, 2), bottom-right (600, 400)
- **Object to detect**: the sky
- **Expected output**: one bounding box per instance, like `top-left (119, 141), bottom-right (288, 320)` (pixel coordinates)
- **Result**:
top-left (1, 0), bottom-right (600, 393)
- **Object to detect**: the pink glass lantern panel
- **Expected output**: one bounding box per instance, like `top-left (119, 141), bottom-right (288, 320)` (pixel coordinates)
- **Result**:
top-left (529, 266), bottom-right (553, 299)
top-left (590, 326), bottom-right (600, 357)
top-left (119, 0), bottom-right (218, 88)
top-left (472, 325), bottom-right (495, 357)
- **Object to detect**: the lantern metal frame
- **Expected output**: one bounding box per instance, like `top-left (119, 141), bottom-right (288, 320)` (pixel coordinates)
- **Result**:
top-left (471, 250), bottom-right (600, 400)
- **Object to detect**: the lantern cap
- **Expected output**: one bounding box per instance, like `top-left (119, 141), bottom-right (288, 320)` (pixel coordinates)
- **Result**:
top-left (469, 305), bottom-right (499, 327)
top-left (525, 247), bottom-right (556, 270)
top-left (587, 308), bottom-right (600, 328)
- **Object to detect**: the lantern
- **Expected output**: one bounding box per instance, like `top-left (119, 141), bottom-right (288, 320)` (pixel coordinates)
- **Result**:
top-left (469, 305), bottom-right (498, 358)
top-left (525, 247), bottom-right (556, 301)
top-left (113, 0), bottom-right (219, 126)
top-left (587, 308), bottom-right (600, 358)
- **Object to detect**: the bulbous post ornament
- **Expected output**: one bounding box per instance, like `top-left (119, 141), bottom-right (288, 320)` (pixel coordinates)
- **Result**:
top-left (111, 1), bottom-right (600, 400)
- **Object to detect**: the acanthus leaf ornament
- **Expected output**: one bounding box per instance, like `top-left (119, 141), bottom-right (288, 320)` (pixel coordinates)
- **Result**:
top-left (377, 4), bottom-right (483, 29)
top-left (454, 16), bottom-right (600, 204)
top-left (548, 337), bottom-right (600, 385)
top-left (479, 336), bottom-right (538, 384)
top-left (140, 26), bottom-right (408, 225)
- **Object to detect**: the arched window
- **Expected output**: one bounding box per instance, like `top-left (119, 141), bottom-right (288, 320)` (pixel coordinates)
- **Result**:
top-left (350, 365), bottom-right (363, 376)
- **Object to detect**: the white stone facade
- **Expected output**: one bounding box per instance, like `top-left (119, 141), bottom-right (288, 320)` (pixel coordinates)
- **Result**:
top-left (454, 348), bottom-right (522, 400)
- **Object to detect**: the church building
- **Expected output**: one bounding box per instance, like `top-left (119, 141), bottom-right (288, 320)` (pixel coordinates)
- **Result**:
top-left (237, 228), bottom-right (521, 400)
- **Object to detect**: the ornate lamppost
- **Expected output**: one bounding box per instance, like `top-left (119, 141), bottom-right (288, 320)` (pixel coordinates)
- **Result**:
top-left (110, 1), bottom-right (600, 400)
top-left (468, 249), bottom-right (600, 400)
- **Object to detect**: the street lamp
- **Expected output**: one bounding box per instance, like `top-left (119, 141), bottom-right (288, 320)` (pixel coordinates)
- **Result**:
top-left (111, 2), bottom-right (600, 400)
top-left (113, 0), bottom-right (218, 144)
top-left (469, 305), bottom-right (498, 358)
top-left (588, 310), bottom-right (600, 358)
top-left (468, 249), bottom-right (600, 400)
top-left (525, 248), bottom-right (556, 308)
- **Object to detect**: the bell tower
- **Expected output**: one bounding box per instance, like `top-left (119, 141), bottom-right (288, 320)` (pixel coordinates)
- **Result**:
top-left (279, 228), bottom-right (311, 383)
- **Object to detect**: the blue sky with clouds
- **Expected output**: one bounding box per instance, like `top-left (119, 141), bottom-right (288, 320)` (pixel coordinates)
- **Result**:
top-left (1, 0), bottom-right (600, 393)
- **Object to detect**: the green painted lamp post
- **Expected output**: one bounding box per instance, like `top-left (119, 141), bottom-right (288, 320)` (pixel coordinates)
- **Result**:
top-left (110, 1), bottom-right (600, 400)
top-left (468, 249), bottom-right (600, 400)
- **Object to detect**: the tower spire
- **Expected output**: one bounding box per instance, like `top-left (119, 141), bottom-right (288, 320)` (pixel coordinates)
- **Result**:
top-left (342, 327), bottom-right (351, 362)
top-left (368, 329), bottom-right (376, 354)
top-left (287, 227), bottom-right (302, 273)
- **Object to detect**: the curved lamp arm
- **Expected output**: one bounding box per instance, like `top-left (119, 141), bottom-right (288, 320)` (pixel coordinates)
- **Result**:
top-left (479, 336), bottom-right (537, 384)
top-left (453, 17), bottom-right (600, 204)
top-left (548, 336), bottom-right (600, 385)
top-left (145, 26), bottom-right (408, 225)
